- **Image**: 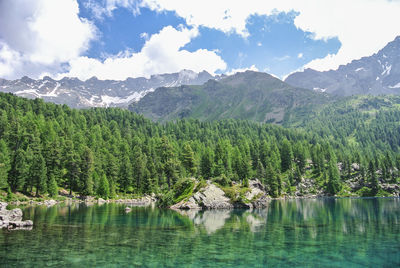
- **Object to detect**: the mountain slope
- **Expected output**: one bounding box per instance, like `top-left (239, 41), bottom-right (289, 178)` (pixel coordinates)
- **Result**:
top-left (130, 71), bottom-right (331, 123)
top-left (0, 70), bottom-right (213, 108)
top-left (285, 36), bottom-right (400, 96)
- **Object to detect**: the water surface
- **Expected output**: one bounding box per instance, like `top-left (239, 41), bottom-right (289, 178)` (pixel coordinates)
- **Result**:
top-left (1, 198), bottom-right (399, 267)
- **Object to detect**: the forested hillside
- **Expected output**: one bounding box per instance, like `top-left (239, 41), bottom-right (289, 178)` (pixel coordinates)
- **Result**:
top-left (130, 71), bottom-right (331, 123)
top-left (0, 92), bottom-right (399, 200)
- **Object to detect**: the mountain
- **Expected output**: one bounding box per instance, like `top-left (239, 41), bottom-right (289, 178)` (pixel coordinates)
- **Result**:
top-left (0, 70), bottom-right (213, 108)
top-left (130, 71), bottom-right (331, 123)
top-left (285, 36), bottom-right (400, 96)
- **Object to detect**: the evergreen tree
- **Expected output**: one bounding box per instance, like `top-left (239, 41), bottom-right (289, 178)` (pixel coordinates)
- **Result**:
top-left (369, 160), bottom-right (379, 195)
top-left (64, 141), bottom-right (80, 195)
top-left (48, 174), bottom-right (58, 197)
top-left (80, 146), bottom-right (94, 195)
top-left (0, 139), bottom-right (10, 189)
top-left (182, 143), bottom-right (197, 176)
top-left (326, 157), bottom-right (341, 195)
top-left (280, 139), bottom-right (293, 172)
top-left (8, 148), bottom-right (28, 192)
top-left (119, 155), bottom-right (133, 192)
top-left (97, 174), bottom-right (110, 199)
top-left (201, 148), bottom-right (214, 180)
top-left (265, 162), bottom-right (279, 197)
top-left (133, 147), bottom-right (147, 193)
top-left (256, 159), bottom-right (265, 182)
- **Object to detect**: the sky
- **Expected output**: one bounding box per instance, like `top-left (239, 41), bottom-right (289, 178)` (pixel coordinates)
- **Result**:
top-left (0, 0), bottom-right (400, 81)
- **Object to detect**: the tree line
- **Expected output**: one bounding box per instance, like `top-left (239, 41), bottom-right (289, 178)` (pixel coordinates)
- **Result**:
top-left (0, 93), bottom-right (398, 199)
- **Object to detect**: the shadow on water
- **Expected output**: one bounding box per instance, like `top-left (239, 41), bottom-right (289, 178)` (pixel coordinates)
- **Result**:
top-left (1, 198), bottom-right (399, 267)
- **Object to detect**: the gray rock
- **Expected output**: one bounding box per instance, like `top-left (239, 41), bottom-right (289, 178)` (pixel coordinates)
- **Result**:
top-left (98, 198), bottom-right (106, 204)
top-left (0, 202), bottom-right (7, 212)
top-left (44, 199), bottom-right (57, 207)
top-left (0, 202), bottom-right (33, 230)
top-left (172, 182), bottom-right (233, 210)
top-left (9, 208), bottom-right (23, 221)
top-left (172, 180), bottom-right (271, 210)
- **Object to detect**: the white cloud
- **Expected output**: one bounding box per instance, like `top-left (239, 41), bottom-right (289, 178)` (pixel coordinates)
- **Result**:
top-left (60, 26), bottom-right (226, 80)
top-left (297, 53), bottom-right (303, 59)
top-left (140, 0), bottom-right (400, 71)
top-left (226, 64), bottom-right (258, 75)
top-left (275, 55), bottom-right (290, 61)
top-left (0, 0), bottom-right (95, 79)
top-left (3, 0), bottom-right (400, 80)
top-left (84, 0), bottom-right (140, 19)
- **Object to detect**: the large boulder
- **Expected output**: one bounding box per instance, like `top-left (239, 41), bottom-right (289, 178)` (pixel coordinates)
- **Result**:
top-left (244, 179), bottom-right (269, 208)
top-left (171, 180), bottom-right (271, 210)
top-left (0, 202), bottom-right (33, 230)
top-left (172, 182), bottom-right (233, 209)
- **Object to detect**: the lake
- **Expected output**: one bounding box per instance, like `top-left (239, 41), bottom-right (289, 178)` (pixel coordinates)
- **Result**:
top-left (1, 198), bottom-right (399, 267)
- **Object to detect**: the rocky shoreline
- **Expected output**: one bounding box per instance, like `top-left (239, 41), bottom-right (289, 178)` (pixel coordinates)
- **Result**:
top-left (8, 195), bottom-right (157, 207)
top-left (0, 202), bottom-right (33, 230)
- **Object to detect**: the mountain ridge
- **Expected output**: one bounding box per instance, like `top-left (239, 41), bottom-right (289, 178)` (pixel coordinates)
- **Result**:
top-left (0, 70), bottom-right (214, 109)
top-left (285, 36), bottom-right (400, 96)
top-left (130, 70), bottom-right (332, 123)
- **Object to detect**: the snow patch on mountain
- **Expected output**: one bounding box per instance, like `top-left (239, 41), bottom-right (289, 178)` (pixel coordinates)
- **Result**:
top-left (0, 70), bottom-right (213, 108)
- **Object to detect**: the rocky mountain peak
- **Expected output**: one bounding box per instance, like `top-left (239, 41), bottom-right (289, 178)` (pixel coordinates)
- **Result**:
top-left (0, 70), bottom-right (214, 109)
top-left (285, 36), bottom-right (400, 96)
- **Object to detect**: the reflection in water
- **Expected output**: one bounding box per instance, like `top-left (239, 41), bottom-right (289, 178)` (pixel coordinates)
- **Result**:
top-left (1, 198), bottom-right (399, 267)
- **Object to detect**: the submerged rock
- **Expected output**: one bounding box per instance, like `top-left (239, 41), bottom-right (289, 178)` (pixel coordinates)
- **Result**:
top-left (0, 202), bottom-right (33, 230)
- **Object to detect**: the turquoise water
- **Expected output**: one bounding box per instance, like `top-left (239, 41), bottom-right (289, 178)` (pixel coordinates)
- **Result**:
top-left (1, 198), bottom-right (399, 267)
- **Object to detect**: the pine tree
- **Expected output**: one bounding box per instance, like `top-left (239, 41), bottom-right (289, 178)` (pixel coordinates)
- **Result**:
top-left (80, 146), bottom-right (94, 196)
top-left (200, 148), bottom-right (214, 179)
top-left (265, 162), bottom-right (279, 197)
top-left (97, 174), bottom-right (110, 199)
top-left (8, 148), bottom-right (28, 192)
top-left (104, 152), bottom-right (118, 198)
top-left (48, 174), bottom-right (58, 197)
top-left (182, 143), bottom-right (197, 176)
top-left (29, 151), bottom-right (47, 196)
top-left (369, 160), bottom-right (379, 195)
top-left (119, 155), bottom-right (133, 193)
top-left (0, 139), bottom-right (10, 189)
top-left (64, 141), bottom-right (80, 195)
top-left (326, 157), bottom-right (341, 195)
top-left (133, 147), bottom-right (147, 193)
top-left (280, 139), bottom-right (294, 172)
top-left (256, 159), bottom-right (265, 182)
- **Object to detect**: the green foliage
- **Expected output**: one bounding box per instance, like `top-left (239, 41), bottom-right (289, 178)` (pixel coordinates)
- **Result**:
top-left (131, 71), bottom-right (330, 123)
top-left (157, 178), bottom-right (195, 207)
top-left (6, 186), bottom-right (13, 202)
top-left (0, 92), bottom-right (398, 199)
top-left (326, 157), bottom-right (342, 196)
top-left (48, 175), bottom-right (58, 197)
top-left (0, 139), bottom-right (10, 189)
top-left (213, 174), bottom-right (231, 187)
top-left (97, 174), bottom-right (110, 199)
top-left (356, 187), bottom-right (373, 197)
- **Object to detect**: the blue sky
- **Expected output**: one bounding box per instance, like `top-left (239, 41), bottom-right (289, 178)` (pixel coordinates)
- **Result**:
top-left (0, 0), bottom-right (400, 80)
top-left (78, 3), bottom-right (341, 78)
